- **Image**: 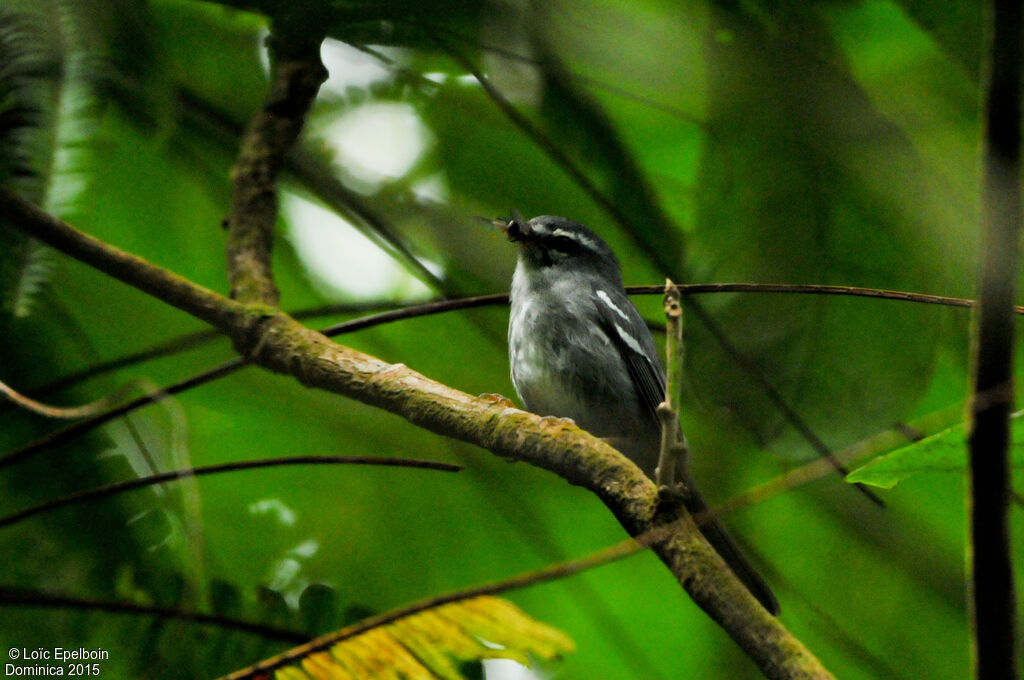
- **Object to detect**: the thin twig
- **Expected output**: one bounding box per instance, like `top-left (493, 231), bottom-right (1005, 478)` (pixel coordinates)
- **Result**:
top-left (0, 295), bottom-right (509, 470)
top-left (13, 282), bottom-right (1006, 414)
top-left (0, 358), bottom-right (246, 471)
top-left (656, 280), bottom-right (687, 486)
top-left (319, 293), bottom-right (506, 337)
top-left (683, 299), bottom-right (886, 507)
top-left (0, 455), bottom-right (459, 531)
top-left (0, 587), bottom-right (310, 643)
top-left (0, 283), bottom-right (1008, 471)
top-left (625, 282), bottom-right (1024, 314)
top-left (0, 378), bottom-right (142, 419)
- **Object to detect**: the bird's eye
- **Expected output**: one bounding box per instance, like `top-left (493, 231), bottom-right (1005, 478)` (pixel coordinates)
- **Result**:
top-left (548, 235), bottom-right (580, 253)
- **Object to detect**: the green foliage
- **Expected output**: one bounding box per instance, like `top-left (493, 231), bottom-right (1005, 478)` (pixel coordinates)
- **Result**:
top-left (0, 0), bottom-right (1014, 679)
top-left (849, 411), bottom-right (1024, 489)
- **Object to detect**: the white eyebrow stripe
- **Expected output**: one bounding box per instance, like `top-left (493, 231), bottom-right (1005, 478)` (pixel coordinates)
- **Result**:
top-left (595, 289), bottom-right (630, 322)
top-left (551, 227), bottom-right (597, 251)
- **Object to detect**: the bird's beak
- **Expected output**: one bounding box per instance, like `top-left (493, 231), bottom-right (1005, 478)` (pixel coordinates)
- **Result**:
top-left (493, 209), bottom-right (529, 242)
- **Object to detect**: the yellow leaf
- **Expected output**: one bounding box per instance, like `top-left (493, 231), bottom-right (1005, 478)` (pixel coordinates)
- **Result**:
top-left (221, 595), bottom-right (574, 680)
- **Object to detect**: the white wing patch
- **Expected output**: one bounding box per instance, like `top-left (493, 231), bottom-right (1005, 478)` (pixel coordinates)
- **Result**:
top-left (595, 289), bottom-right (646, 355)
top-left (594, 289), bottom-right (629, 321)
top-left (613, 321), bottom-right (646, 355)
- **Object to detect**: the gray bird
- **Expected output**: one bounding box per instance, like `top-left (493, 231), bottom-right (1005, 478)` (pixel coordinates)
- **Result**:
top-left (502, 213), bottom-right (779, 615)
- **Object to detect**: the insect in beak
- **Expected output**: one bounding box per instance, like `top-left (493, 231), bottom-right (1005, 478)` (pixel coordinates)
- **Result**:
top-left (477, 209), bottom-right (528, 242)
top-left (500, 209), bottom-right (528, 241)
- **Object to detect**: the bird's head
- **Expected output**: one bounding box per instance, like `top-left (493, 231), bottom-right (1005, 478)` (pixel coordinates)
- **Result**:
top-left (494, 212), bottom-right (622, 283)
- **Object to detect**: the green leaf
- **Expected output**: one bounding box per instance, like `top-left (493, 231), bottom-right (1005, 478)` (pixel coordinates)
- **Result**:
top-left (847, 411), bottom-right (1024, 488)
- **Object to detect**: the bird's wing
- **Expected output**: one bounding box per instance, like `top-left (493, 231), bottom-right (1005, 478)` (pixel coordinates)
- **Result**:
top-left (590, 285), bottom-right (666, 427)
top-left (591, 286), bottom-right (781, 614)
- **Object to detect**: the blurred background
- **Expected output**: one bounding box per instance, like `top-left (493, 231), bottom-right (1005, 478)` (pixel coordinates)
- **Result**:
top-left (0, 0), bottom-right (1015, 678)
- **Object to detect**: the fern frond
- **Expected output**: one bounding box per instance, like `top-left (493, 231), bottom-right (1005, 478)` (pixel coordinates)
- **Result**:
top-left (0, 1), bottom-right (123, 318)
top-left (0, 2), bottom-right (58, 197)
top-left (224, 595), bottom-right (574, 680)
top-left (9, 239), bottom-right (54, 317)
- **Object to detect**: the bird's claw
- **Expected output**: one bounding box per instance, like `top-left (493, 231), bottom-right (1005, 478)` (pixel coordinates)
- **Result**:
top-left (479, 393), bottom-right (517, 408)
top-left (540, 414), bottom-right (576, 426)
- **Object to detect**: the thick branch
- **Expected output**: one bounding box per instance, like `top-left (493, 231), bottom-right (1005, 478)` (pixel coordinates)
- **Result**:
top-left (225, 29), bottom-right (327, 305)
top-left (0, 188), bottom-right (832, 679)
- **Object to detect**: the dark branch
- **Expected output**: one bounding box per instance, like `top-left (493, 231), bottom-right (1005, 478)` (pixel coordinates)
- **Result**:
top-left (0, 586), bottom-right (309, 644)
top-left (0, 455), bottom-right (459, 531)
top-left (16, 284), bottom-right (1021, 408)
top-left (11, 300), bottom-right (412, 403)
top-left (968, 0), bottom-right (1021, 676)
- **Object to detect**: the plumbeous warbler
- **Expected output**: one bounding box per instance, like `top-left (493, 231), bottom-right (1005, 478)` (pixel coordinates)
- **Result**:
top-left (502, 213), bottom-right (778, 615)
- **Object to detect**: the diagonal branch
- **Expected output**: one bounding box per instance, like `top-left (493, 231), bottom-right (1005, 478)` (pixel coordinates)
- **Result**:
top-left (0, 188), bottom-right (252, 330)
top-left (9, 300), bottom-right (411, 403)
top-left (223, 517), bottom-right (691, 680)
top-left (0, 186), bottom-right (833, 680)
